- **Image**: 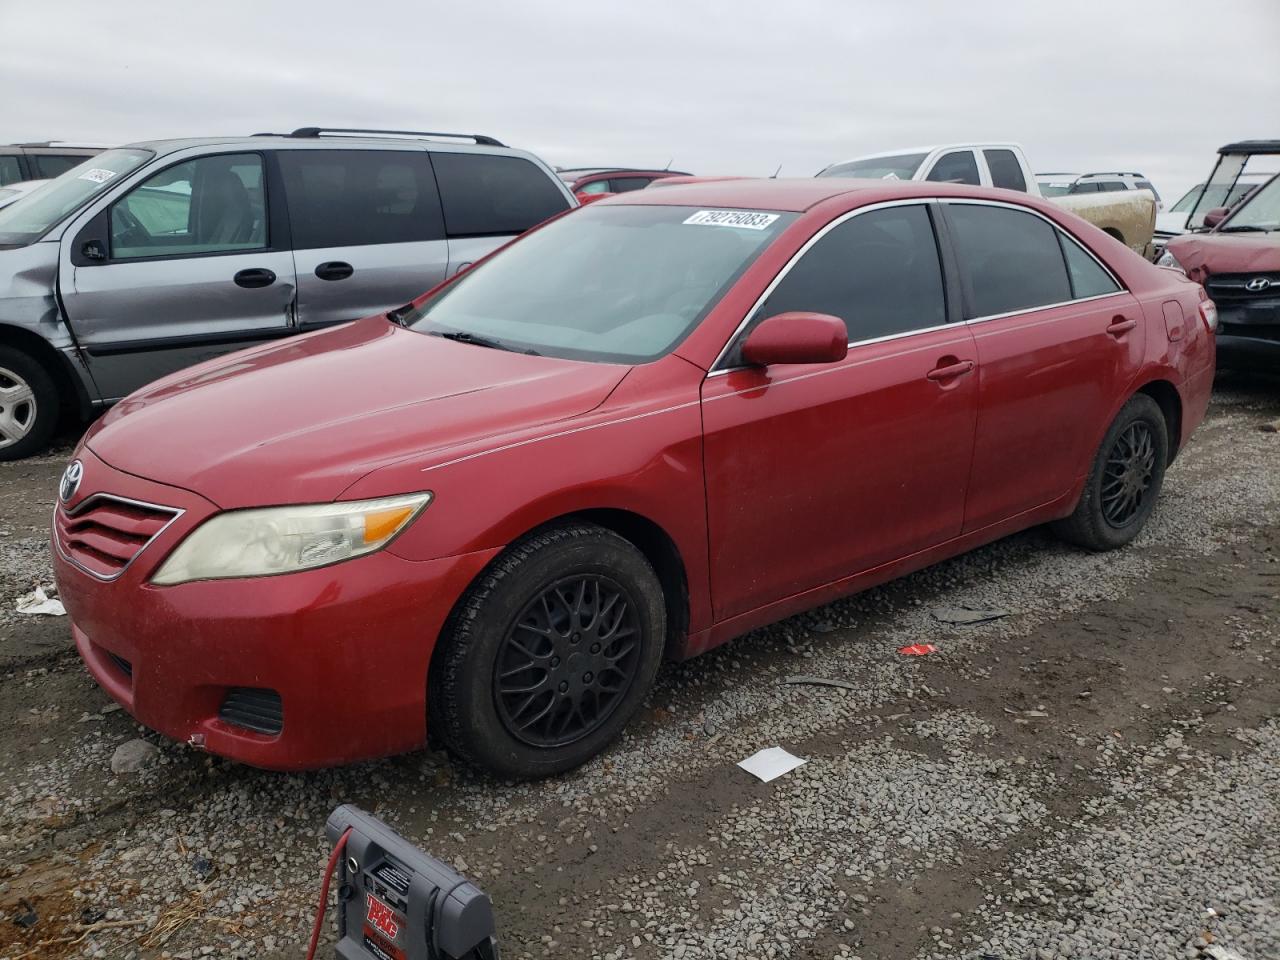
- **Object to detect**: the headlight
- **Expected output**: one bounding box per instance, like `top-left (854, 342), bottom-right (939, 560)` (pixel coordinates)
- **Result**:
top-left (151, 492), bottom-right (432, 585)
top-left (1156, 249), bottom-right (1184, 273)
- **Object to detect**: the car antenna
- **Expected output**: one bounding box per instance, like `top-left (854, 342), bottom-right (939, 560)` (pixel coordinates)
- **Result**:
top-left (770, 164), bottom-right (782, 179)
top-left (663, 157), bottom-right (673, 171)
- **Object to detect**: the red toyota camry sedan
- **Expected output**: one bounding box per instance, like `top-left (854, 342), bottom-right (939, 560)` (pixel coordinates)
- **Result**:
top-left (52, 179), bottom-right (1216, 778)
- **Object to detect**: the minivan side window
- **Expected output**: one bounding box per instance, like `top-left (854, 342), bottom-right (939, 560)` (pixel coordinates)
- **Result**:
top-left (926, 151), bottom-right (981, 186)
top-left (0, 156), bottom-right (25, 186)
top-left (748, 204), bottom-right (946, 347)
top-left (946, 203), bottom-right (1072, 318)
top-left (110, 153), bottom-right (267, 259)
top-left (278, 150), bottom-right (444, 248)
top-left (32, 155), bottom-right (85, 179)
top-left (1057, 232), bottom-right (1120, 299)
top-left (983, 149), bottom-right (1027, 192)
top-left (431, 153), bottom-right (571, 237)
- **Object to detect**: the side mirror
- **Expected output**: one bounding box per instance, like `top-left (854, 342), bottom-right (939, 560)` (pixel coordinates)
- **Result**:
top-left (1201, 206), bottom-right (1230, 229)
top-left (741, 312), bottom-right (848, 367)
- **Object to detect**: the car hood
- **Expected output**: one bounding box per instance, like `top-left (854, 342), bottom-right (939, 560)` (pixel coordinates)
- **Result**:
top-left (1165, 231), bottom-right (1280, 283)
top-left (1155, 211), bottom-right (1189, 235)
top-left (86, 318), bottom-right (629, 508)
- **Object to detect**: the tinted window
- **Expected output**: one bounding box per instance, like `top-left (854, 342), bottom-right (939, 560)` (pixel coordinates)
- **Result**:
top-left (818, 153), bottom-right (926, 180)
top-left (111, 153), bottom-right (266, 259)
top-left (1057, 232), bottom-right (1120, 299)
top-left (752, 205), bottom-right (946, 345)
top-left (926, 151), bottom-right (980, 186)
top-left (0, 156), bottom-right (22, 186)
top-left (32, 155), bottom-right (85, 179)
top-left (984, 150), bottom-right (1027, 192)
top-left (1070, 182), bottom-right (1101, 194)
top-left (279, 150), bottom-right (443, 249)
top-left (432, 152), bottom-right (571, 237)
top-left (1136, 180), bottom-right (1160, 200)
top-left (947, 204), bottom-right (1072, 318)
top-left (609, 177), bottom-right (653, 193)
top-left (1097, 180), bottom-right (1128, 192)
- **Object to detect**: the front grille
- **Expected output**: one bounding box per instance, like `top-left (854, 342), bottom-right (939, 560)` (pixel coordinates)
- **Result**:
top-left (219, 688), bottom-right (283, 735)
top-left (1205, 272), bottom-right (1280, 303)
top-left (56, 495), bottom-right (180, 579)
top-left (107, 652), bottom-right (133, 678)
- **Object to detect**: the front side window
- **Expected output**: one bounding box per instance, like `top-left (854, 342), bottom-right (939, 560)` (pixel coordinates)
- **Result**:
top-left (742, 204), bottom-right (946, 352)
top-left (1058, 232), bottom-right (1120, 299)
top-left (110, 153), bottom-right (266, 259)
top-left (576, 179), bottom-right (612, 195)
top-left (1098, 181), bottom-right (1129, 192)
top-left (0, 156), bottom-right (22, 186)
top-left (431, 152), bottom-right (571, 237)
top-left (926, 151), bottom-right (981, 186)
top-left (0, 148), bottom-right (152, 247)
top-left (610, 177), bottom-right (653, 193)
top-left (817, 153), bottom-right (927, 181)
top-left (1070, 181), bottom-right (1101, 194)
top-left (947, 203), bottom-right (1072, 318)
top-left (405, 204), bottom-right (793, 363)
top-left (279, 149), bottom-right (443, 248)
top-left (984, 150), bottom-right (1027, 192)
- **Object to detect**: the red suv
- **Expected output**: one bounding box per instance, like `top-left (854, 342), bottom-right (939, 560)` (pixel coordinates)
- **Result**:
top-left (53, 179), bottom-right (1216, 778)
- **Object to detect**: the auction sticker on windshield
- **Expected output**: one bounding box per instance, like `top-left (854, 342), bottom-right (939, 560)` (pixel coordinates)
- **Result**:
top-left (77, 168), bottom-right (117, 184)
top-left (683, 210), bottom-right (780, 230)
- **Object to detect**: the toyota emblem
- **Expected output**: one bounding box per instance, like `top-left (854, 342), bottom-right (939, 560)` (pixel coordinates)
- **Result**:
top-left (59, 459), bottom-right (84, 503)
top-left (1245, 277), bottom-right (1272, 293)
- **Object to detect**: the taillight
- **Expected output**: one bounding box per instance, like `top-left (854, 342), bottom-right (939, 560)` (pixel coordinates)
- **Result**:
top-left (1199, 300), bottom-right (1218, 332)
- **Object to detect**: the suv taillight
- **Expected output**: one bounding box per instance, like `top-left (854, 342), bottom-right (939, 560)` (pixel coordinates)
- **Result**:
top-left (1199, 300), bottom-right (1218, 332)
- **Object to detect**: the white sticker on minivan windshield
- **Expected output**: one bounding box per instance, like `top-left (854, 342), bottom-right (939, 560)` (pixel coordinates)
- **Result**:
top-left (78, 168), bottom-right (117, 184)
top-left (683, 210), bottom-right (780, 230)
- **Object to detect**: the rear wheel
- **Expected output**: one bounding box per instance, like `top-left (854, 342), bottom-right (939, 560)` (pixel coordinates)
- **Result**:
top-left (0, 346), bottom-right (59, 462)
top-left (429, 523), bottom-right (665, 779)
top-left (1053, 394), bottom-right (1168, 551)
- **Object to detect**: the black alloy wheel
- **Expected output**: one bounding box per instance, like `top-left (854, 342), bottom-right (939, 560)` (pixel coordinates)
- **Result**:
top-left (1100, 421), bottom-right (1157, 528)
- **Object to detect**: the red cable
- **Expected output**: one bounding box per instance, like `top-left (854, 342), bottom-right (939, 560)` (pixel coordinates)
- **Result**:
top-left (304, 826), bottom-right (352, 960)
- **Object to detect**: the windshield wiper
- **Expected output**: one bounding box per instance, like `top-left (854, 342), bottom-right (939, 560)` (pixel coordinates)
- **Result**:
top-left (386, 302), bottom-right (416, 325)
top-left (1218, 225), bottom-right (1269, 233)
top-left (431, 330), bottom-right (540, 355)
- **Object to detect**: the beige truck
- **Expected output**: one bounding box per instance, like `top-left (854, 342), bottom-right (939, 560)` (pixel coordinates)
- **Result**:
top-left (817, 142), bottom-right (1157, 258)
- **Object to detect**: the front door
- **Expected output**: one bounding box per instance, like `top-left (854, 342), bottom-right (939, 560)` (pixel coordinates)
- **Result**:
top-left (939, 201), bottom-right (1144, 530)
top-left (701, 203), bottom-right (978, 622)
top-left (279, 148), bottom-right (450, 330)
top-left (60, 150), bottom-right (296, 400)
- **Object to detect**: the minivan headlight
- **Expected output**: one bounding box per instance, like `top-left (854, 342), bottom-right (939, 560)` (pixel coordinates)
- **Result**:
top-left (151, 492), bottom-right (432, 585)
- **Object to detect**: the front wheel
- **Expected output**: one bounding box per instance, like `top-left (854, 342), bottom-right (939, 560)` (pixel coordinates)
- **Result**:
top-left (429, 523), bottom-right (666, 779)
top-left (1053, 394), bottom-right (1168, 551)
top-left (0, 346), bottom-right (60, 462)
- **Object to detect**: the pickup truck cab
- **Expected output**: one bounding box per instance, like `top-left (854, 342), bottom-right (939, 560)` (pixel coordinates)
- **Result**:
top-left (819, 143), bottom-right (1157, 259)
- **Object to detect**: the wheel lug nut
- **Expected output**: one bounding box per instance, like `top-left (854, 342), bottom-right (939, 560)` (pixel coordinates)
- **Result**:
top-left (590, 643), bottom-right (600, 654)
top-left (558, 681), bottom-right (569, 693)
top-left (583, 672), bottom-right (593, 683)
top-left (571, 632), bottom-right (581, 643)
top-left (551, 656), bottom-right (560, 667)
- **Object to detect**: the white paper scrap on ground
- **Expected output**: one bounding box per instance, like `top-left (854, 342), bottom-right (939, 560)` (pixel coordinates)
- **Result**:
top-left (15, 586), bottom-right (65, 616)
top-left (737, 747), bottom-right (806, 782)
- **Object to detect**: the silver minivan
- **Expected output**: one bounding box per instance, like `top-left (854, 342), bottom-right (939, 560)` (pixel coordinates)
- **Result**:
top-left (0, 128), bottom-right (576, 459)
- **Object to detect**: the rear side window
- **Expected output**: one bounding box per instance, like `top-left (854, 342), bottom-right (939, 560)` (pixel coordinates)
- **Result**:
top-left (0, 156), bottom-right (23, 186)
top-left (1136, 180), bottom-right (1160, 200)
top-left (279, 150), bottom-right (443, 248)
top-left (31, 155), bottom-right (85, 179)
top-left (926, 151), bottom-right (981, 186)
top-left (946, 204), bottom-right (1072, 318)
top-left (984, 150), bottom-right (1027, 192)
top-left (1057, 232), bottom-right (1120, 299)
top-left (432, 152), bottom-right (571, 237)
top-left (1070, 182), bottom-right (1101, 194)
top-left (754, 204), bottom-right (946, 343)
top-left (1098, 181), bottom-right (1128, 192)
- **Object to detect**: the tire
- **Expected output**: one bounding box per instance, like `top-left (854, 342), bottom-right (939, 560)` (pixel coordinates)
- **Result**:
top-left (0, 346), bottom-right (60, 462)
top-left (429, 523), bottom-right (666, 779)
top-left (1052, 394), bottom-right (1168, 551)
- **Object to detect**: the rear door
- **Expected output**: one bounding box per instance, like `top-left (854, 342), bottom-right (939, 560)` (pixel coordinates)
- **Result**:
top-left (701, 202), bottom-right (978, 621)
top-left (941, 201), bottom-right (1141, 531)
top-left (431, 151), bottom-right (574, 277)
top-left (60, 149), bottom-right (296, 400)
top-left (280, 148), bottom-right (450, 330)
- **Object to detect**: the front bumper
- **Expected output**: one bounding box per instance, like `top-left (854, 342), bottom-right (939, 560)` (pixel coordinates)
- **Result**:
top-left (53, 450), bottom-right (498, 770)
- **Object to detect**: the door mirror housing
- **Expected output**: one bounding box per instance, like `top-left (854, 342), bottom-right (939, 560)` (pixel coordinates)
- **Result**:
top-left (1201, 206), bottom-right (1230, 230)
top-left (80, 239), bottom-right (106, 261)
top-left (740, 312), bottom-right (848, 367)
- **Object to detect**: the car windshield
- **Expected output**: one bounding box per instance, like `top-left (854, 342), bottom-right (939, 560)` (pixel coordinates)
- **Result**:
top-left (0, 148), bottom-right (152, 246)
top-left (1220, 175), bottom-right (1280, 232)
top-left (405, 204), bottom-right (794, 363)
top-left (817, 153), bottom-right (927, 180)
top-left (1038, 181), bottom-right (1075, 197)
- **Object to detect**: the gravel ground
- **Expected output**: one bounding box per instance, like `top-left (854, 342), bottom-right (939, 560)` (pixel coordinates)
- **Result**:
top-left (0, 372), bottom-right (1277, 960)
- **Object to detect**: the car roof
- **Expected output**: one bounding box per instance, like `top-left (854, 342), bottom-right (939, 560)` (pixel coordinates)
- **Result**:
top-left (1219, 140), bottom-right (1280, 156)
top-left (832, 142), bottom-right (1024, 164)
top-left (599, 176), bottom-right (1006, 213)
top-left (119, 134), bottom-right (516, 156)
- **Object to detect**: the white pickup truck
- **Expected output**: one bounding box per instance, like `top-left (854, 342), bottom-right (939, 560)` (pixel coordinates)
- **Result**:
top-left (818, 143), bottom-right (1157, 259)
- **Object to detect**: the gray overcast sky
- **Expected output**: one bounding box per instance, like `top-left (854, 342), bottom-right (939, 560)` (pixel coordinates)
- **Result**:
top-left (2, 0), bottom-right (1278, 201)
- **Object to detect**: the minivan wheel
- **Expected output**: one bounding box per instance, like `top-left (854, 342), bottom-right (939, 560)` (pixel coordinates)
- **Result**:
top-left (1052, 394), bottom-right (1168, 551)
top-left (430, 523), bottom-right (665, 779)
top-left (0, 347), bottom-right (60, 462)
